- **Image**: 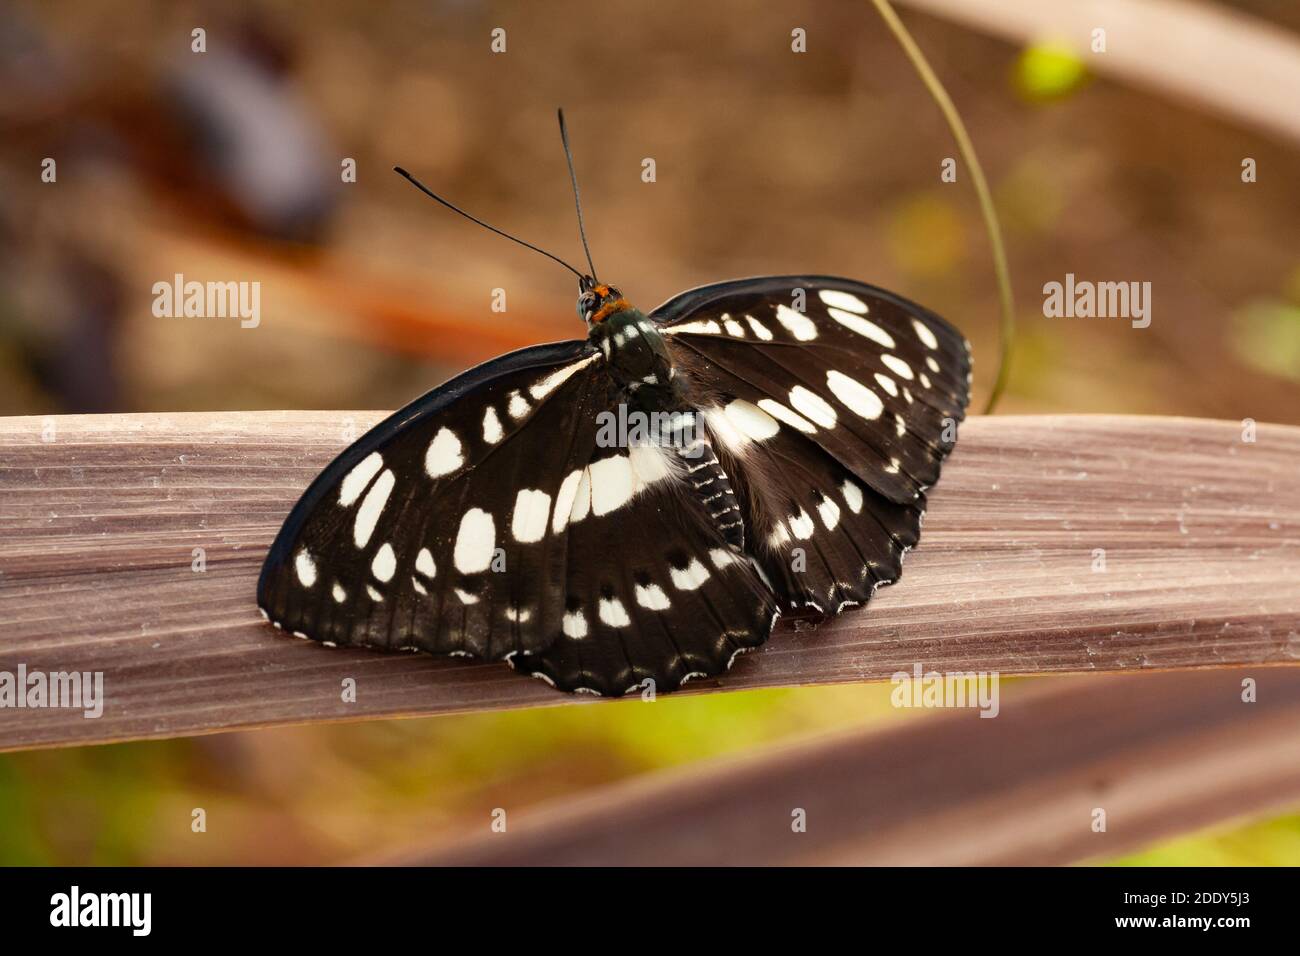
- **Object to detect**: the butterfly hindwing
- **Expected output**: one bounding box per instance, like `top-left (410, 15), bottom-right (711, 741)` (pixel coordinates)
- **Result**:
top-left (509, 471), bottom-right (780, 695)
top-left (710, 410), bottom-right (924, 614)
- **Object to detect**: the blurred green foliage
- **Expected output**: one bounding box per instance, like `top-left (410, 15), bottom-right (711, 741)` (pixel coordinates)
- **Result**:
top-left (1231, 296), bottom-right (1300, 384)
top-left (1111, 816), bottom-right (1300, 867)
top-left (1014, 42), bottom-right (1090, 102)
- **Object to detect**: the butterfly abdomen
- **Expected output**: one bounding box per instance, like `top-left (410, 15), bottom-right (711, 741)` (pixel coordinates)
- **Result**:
top-left (677, 429), bottom-right (745, 550)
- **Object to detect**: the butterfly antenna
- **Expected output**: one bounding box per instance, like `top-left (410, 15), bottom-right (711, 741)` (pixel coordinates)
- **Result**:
top-left (557, 108), bottom-right (599, 282)
top-left (392, 166), bottom-right (585, 280)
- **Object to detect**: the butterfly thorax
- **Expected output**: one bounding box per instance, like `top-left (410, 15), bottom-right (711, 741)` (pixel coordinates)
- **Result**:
top-left (589, 307), bottom-right (678, 398)
top-left (587, 305), bottom-right (746, 551)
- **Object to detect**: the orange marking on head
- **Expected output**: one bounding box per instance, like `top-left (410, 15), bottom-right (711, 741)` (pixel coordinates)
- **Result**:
top-left (592, 298), bottom-right (631, 323)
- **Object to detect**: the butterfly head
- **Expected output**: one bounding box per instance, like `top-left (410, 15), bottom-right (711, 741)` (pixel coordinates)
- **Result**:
top-left (578, 277), bottom-right (631, 326)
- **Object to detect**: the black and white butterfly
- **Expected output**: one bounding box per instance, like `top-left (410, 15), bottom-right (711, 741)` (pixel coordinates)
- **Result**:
top-left (257, 114), bottom-right (972, 696)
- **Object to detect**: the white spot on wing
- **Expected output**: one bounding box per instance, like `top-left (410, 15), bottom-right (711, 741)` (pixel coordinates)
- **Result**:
top-left (529, 355), bottom-right (597, 401)
top-left (757, 399), bottom-right (816, 434)
top-left (482, 407), bottom-right (504, 443)
top-left (295, 549), bottom-right (317, 587)
top-left (710, 548), bottom-right (739, 568)
top-left (913, 318), bottom-right (940, 349)
top-left (415, 547), bottom-right (436, 578)
top-left (702, 406), bottom-right (747, 455)
top-left (817, 496), bottom-right (841, 530)
top-left (775, 304), bottom-right (818, 341)
top-left (563, 609), bottom-right (588, 639)
top-left (553, 468), bottom-right (584, 533)
top-left (828, 307), bottom-right (895, 348)
top-left (723, 400), bottom-right (780, 442)
top-left (599, 597), bottom-right (631, 627)
top-left (371, 542), bottom-right (396, 582)
top-left (332, 582), bottom-right (346, 603)
top-left (842, 479), bottom-right (864, 514)
top-left (723, 315), bottom-right (746, 337)
top-left (511, 488), bottom-right (552, 543)
top-left (569, 467), bottom-right (593, 523)
top-left (508, 390), bottom-right (530, 419)
top-left (424, 428), bottom-right (463, 478)
top-left (875, 373), bottom-right (899, 397)
top-left (925, 355), bottom-right (941, 374)
top-left (789, 508), bottom-right (815, 539)
top-left (666, 319), bottom-right (722, 335)
top-left (354, 468), bottom-right (395, 548)
top-left (819, 289), bottom-right (869, 313)
top-left (453, 508), bottom-right (496, 573)
top-left (590, 455), bottom-right (635, 516)
top-left (826, 370), bottom-right (884, 419)
top-left (670, 559), bottom-right (710, 590)
top-left (635, 583), bottom-right (671, 610)
top-left (339, 452), bottom-right (383, 507)
top-left (881, 354), bottom-right (914, 380)
top-left (745, 315), bottom-right (773, 340)
top-left (789, 386), bottom-right (837, 428)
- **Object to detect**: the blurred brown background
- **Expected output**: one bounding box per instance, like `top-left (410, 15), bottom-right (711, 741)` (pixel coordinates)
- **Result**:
top-left (1, 0), bottom-right (1298, 864)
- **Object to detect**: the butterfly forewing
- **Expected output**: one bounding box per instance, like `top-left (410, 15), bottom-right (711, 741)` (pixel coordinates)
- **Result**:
top-left (656, 276), bottom-right (971, 504)
top-left (258, 340), bottom-right (609, 661)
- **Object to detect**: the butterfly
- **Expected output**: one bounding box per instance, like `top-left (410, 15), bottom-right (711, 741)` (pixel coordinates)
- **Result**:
top-left (257, 112), bottom-right (972, 696)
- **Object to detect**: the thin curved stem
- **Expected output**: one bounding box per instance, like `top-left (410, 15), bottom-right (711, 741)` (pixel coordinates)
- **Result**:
top-left (869, 0), bottom-right (1015, 414)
